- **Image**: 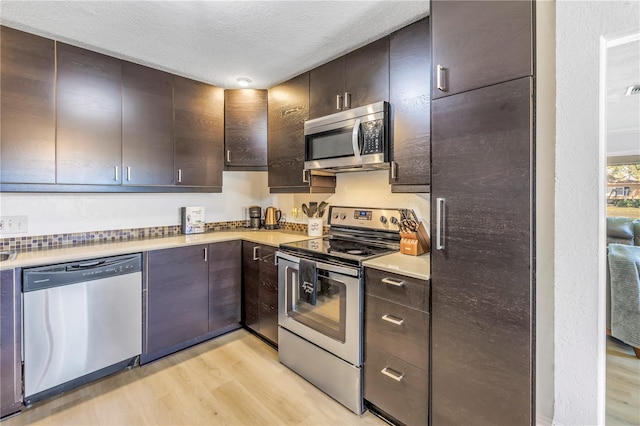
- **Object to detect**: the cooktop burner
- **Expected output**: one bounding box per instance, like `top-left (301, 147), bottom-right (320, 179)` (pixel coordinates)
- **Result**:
top-left (279, 206), bottom-right (406, 267)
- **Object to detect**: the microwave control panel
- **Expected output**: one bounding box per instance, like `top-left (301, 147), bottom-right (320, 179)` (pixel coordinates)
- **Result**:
top-left (362, 119), bottom-right (384, 154)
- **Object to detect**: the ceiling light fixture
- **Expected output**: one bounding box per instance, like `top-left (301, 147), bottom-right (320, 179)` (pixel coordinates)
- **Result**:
top-left (237, 77), bottom-right (252, 87)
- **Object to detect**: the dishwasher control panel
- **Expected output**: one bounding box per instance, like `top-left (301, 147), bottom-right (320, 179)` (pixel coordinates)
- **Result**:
top-left (23, 254), bottom-right (142, 292)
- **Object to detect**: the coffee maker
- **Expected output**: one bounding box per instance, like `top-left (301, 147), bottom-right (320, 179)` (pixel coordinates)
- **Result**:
top-left (249, 206), bottom-right (262, 230)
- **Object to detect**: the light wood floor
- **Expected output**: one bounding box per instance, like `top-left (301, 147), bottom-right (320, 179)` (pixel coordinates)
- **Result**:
top-left (606, 336), bottom-right (640, 425)
top-left (9, 331), bottom-right (637, 425)
top-left (4, 329), bottom-right (385, 426)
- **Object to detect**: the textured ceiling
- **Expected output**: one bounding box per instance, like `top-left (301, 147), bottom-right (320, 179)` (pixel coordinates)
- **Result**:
top-left (0, 1), bottom-right (429, 89)
top-left (607, 39), bottom-right (640, 133)
top-left (607, 37), bottom-right (640, 156)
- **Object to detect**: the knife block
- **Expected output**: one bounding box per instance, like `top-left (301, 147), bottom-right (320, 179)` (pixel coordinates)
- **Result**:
top-left (400, 221), bottom-right (430, 256)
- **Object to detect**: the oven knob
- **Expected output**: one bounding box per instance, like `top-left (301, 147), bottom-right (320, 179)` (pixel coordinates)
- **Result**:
top-left (380, 216), bottom-right (387, 224)
top-left (340, 213), bottom-right (347, 220)
top-left (333, 213), bottom-right (339, 220)
top-left (390, 217), bottom-right (399, 226)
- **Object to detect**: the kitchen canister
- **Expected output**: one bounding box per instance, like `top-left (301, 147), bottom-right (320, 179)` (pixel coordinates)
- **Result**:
top-left (307, 218), bottom-right (323, 237)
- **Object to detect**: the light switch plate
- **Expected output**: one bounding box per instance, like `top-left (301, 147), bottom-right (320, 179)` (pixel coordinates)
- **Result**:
top-left (0, 215), bottom-right (28, 234)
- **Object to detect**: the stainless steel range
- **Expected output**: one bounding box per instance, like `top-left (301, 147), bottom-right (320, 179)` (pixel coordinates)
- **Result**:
top-left (277, 206), bottom-right (404, 414)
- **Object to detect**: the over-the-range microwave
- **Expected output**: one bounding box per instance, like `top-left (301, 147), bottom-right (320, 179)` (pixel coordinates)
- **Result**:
top-left (304, 101), bottom-right (389, 173)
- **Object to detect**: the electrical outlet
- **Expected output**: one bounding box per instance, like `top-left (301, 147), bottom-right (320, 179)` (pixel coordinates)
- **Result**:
top-left (0, 215), bottom-right (28, 234)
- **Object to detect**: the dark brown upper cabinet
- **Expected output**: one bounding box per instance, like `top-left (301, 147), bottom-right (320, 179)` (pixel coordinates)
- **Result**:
top-left (224, 89), bottom-right (268, 171)
top-left (431, 0), bottom-right (533, 99)
top-left (174, 76), bottom-right (224, 189)
top-left (122, 62), bottom-right (174, 185)
top-left (389, 17), bottom-right (431, 193)
top-left (0, 26), bottom-right (56, 184)
top-left (309, 37), bottom-right (389, 119)
top-left (56, 43), bottom-right (123, 185)
top-left (267, 72), bottom-right (336, 193)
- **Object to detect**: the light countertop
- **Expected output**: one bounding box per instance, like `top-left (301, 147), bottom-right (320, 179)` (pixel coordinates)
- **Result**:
top-left (363, 252), bottom-right (430, 280)
top-left (2, 230), bottom-right (431, 281)
top-left (0, 230), bottom-right (313, 270)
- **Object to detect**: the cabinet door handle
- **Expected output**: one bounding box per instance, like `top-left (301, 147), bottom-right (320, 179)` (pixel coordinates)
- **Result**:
top-left (177, 169), bottom-right (182, 183)
top-left (302, 169), bottom-right (309, 183)
top-left (390, 161), bottom-right (397, 180)
top-left (226, 150), bottom-right (231, 163)
top-left (126, 166), bottom-right (131, 182)
top-left (203, 247), bottom-right (208, 262)
top-left (253, 246), bottom-right (260, 261)
top-left (336, 94), bottom-right (343, 111)
top-left (437, 64), bottom-right (446, 92)
top-left (381, 277), bottom-right (404, 287)
top-left (344, 92), bottom-right (351, 109)
top-left (381, 367), bottom-right (404, 382)
top-left (436, 197), bottom-right (446, 250)
top-left (114, 166), bottom-right (119, 181)
top-left (381, 314), bottom-right (404, 326)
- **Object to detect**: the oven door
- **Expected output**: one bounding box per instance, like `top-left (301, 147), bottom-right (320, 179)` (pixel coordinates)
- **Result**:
top-left (277, 252), bottom-right (362, 366)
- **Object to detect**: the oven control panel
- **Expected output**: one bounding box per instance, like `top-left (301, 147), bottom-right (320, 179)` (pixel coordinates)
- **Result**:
top-left (328, 206), bottom-right (405, 231)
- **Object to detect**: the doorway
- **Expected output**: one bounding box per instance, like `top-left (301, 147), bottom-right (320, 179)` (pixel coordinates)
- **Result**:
top-left (602, 30), bottom-right (640, 425)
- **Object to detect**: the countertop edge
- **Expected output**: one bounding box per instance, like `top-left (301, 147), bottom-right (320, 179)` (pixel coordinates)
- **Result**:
top-left (363, 252), bottom-right (430, 281)
top-left (0, 230), bottom-right (313, 270)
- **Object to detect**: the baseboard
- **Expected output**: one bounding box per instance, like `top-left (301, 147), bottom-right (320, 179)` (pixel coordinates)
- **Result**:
top-left (537, 414), bottom-right (561, 426)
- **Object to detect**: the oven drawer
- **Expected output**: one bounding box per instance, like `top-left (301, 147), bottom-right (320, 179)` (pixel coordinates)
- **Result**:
top-left (365, 268), bottom-right (429, 311)
top-left (365, 294), bottom-right (429, 369)
top-left (364, 344), bottom-right (428, 426)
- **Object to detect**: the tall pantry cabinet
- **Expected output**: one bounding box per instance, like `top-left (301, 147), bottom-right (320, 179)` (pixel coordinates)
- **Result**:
top-left (429, 1), bottom-right (535, 425)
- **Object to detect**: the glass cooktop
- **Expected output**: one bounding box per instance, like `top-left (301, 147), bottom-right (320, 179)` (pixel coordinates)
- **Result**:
top-left (279, 236), bottom-right (397, 266)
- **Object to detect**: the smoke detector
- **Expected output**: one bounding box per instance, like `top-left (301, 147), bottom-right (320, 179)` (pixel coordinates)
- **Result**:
top-left (625, 85), bottom-right (640, 96)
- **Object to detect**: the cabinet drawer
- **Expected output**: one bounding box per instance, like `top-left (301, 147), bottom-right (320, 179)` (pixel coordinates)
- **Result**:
top-left (364, 344), bottom-right (428, 426)
top-left (365, 268), bottom-right (429, 311)
top-left (365, 295), bottom-right (428, 369)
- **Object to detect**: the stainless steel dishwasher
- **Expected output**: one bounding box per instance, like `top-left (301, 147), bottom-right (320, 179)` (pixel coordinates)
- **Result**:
top-left (22, 253), bottom-right (142, 405)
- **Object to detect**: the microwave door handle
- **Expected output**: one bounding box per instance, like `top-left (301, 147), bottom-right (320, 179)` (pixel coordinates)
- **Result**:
top-left (352, 118), bottom-right (362, 161)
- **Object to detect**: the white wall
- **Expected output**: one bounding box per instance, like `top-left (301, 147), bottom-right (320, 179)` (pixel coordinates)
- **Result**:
top-left (270, 170), bottom-right (430, 229)
top-left (0, 171), bottom-right (270, 236)
top-left (0, 169), bottom-right (428, 238)
top-left (555, 1), bottom-right (640, 425)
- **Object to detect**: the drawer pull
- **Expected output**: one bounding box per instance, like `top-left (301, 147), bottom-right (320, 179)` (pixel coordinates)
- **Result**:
top-left (381, 314), bottom-right (404, 326)
top-left (381, 277), bottom-right (405, 287)
top-left (381, 367), bottom-right (404, 382)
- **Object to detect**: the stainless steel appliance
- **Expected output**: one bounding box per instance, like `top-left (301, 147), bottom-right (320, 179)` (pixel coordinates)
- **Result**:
top-left (263, 206), bottom-right (282, 229)
top-left (277, 206), bottom-right (403, 414)
top-left (249, 205), bottom-right (262, 230)
top-left (22, 254), bottom-right (142, 405)
top-left (304, 101), bottom-right (389, 173)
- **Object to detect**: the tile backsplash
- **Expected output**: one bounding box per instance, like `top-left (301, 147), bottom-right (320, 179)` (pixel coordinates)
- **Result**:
top-left (1, 220), bottom-right (312, 253)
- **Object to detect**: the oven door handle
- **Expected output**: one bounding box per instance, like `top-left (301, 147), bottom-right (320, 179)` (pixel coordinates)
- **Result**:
top-left (276, 251), bottom-right (359, 278)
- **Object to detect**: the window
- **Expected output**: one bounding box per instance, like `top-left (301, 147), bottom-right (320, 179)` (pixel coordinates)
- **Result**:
top-left (606, 163), bottom-right (640, 219)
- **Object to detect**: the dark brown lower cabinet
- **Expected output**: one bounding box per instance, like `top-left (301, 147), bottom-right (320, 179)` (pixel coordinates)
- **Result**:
top-left (0, 269), bottom-right (22, 418)
top-left (364, 268), bottom-right (429, 426)
top-left (145, 245), bottom-right (209, 357)
top-left (430, 77), bottom-right (533, 425)
top-left (242, 242), bottom-right (278, 345)
top-left (143, 242), bottom-right (243, 363)
top-left (208, 240), bottom-right (242, 332)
